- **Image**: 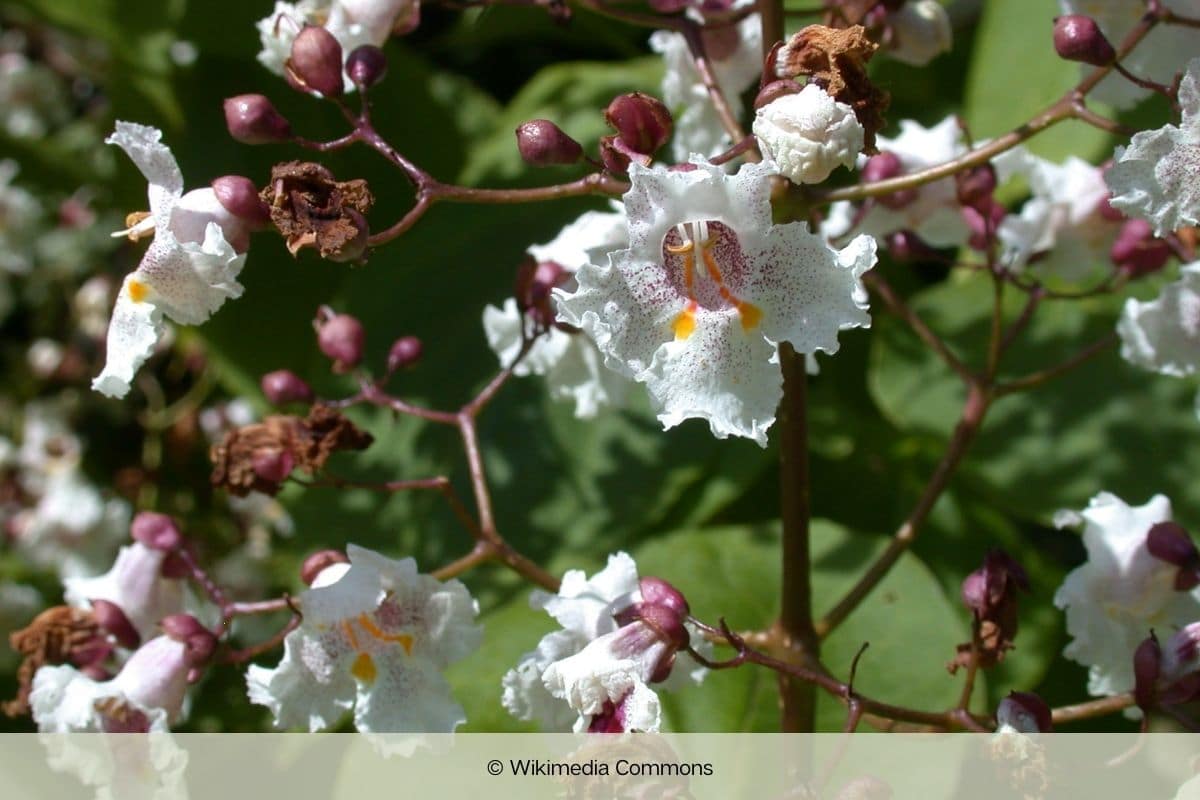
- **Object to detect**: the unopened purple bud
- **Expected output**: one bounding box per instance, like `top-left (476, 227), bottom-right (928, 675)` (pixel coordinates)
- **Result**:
top-left (253, 449), bottom-right (295, 484)
top-left (638, 576), bottom-right (690, 618)
top-left (605, 92), bottom-right (672, 156)
top-left (515, 120), bottom-right (584, 167)
top-left (223, 94), bottom-right (292, 144)
top-left (301, 549), bottom-right (349, 586)
top-left (345, 45), bottom-right (387, 88)
top-left (956, 165), bottom-right (998, 210)
top-left (863, 151), bottom-right (904, 183)
top-left (753, 79), bottom-right (803, 110)
top-left (1146, 521), bottom-right (1200, 590)
top-left (963, 198), bottom-right (1006, 251)
top-left (1054, 15), bottom-right (1115, 67)
top-left (635, 601), bottom-right (690, 650)
top-left (288, 25), bottom-right (344, 97)
top-left (212, 176), bottom-right (271, 228)
top-left (161, 615), bottom-right (218, 667)
top-left (1134, 633), bottom-right (1162, 711)
top-left (160, 613), bottom-right (207, 642)
top-left (318, 313), bottom-right (366, 368)
top-left (1111, 219), bottom-right (1170, 277)
top-left (599, 134), bottom-right (632, 175)
top-left (386, 336), bottom-right (423, 373)
top-left (131, 511), bottom-right (183, 551)
top-left (960, 569), bottom-right (988, 616)
top-left (885, 230), bottom-right (940, 262)
top-left (261, 369), bottom-right (314, 405)
top-left (996, 691), bottom-right (1052, 733)
top-left (91, 599), bottom-right (141, 650)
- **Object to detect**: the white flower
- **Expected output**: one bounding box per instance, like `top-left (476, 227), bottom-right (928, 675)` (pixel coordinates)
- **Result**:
top-left (886, 0), bottom-right (953, 66)
top-left (1053, 492), bottom-right (1200, 698)
top-left (482, 209), bottom-right (630, 418)
top-left (94, 123), bottom-right (249, 399)
top-left (1106, 57), bottom-right (1200, 235)
top-left (998, 154), bottom-right (1118, 282)
top-left (256, 0), bottom-right (416, 92)
top-left (556, 159), bottom-right (875, 446)
top-left (501, 553), bottom-right (704, 733)
top-left (64, 543), bottom-right (191, 642)
top-left (246, 544), bottom-right (481, 733)
top-left (1117, 262), bottom-right (1200, 416)
top-left (1060, 1), bottom-right (1200, 110)
top-left (650, 11), bottom-right (763, 162)
top-left (753, 85), bottom-right (865, 185)
top-left (31, 636), bottom-right (194, 732)
top-left (825, 116), bottom-right (968, 248)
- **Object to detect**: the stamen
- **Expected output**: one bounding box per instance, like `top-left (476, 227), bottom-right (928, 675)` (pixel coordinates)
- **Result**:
top-left (341, 620), bottom-right (360, 650)
top-left (700, 240), bottom-right (762, 331)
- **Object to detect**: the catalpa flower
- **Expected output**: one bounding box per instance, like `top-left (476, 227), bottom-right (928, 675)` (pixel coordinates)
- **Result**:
top-left (556, 159), bottom-right (875, 446)
top-left (94, 123), bottom-right (251, 398)
top-left (501, 552), bottom-right (705, 733)
top-left (1118, 262), bottom-right (1200, 412)
top-left (1054, 492), bottom-right (1200, 698)
top-left (247, 544), bottom-right (481, 733)
top-left (1107, 58), bottom-right (1200, 236)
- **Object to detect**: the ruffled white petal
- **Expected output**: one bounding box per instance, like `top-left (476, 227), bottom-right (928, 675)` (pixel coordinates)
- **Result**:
top-left (105, 122), bottom-right (183, 229)
top-left (247, 634), bottom-right (356, 732)
top-left (527, 209), bottom-right (626, 271)
top-left (502, 629), bottom-right (588, 730)
top-left (1118, 262), bottom-right (1200, 378)
top-left (538, 551), bottom-right (640, 638)
top-left (753, 86), bottom-right (865, 185)
top-left (353, 654), bottom-right (466, 733)
top-left (92, 275), bottom-right (165, 398)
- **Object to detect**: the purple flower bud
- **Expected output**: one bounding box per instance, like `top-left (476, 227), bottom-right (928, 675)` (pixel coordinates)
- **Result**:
top-left (863, 152), bottom-right (918, 209)
top-left (160, 613), bottom-right (206, 641)
top-left (1054, 15), bottom-right (1116, 67)
top-left (287, 25), bottom-right (344, 97)
top-left (131, 511), bottom-right (183, 552)
top-left (317, 313), bottom-right (366, 368)
top-left (996, 691), bottom-right (1052, 733)
top-left (1111, 219), bottom-right (1170, 277)
top-left (885, 230), bottom-right (940, 262)
top-left (386, 336), bottom-right (423, 373)
top-left (160, 615), bottom-right (218, 668)
top-left (223, 94), bottom-right (292, 144)
top-left (605, 92), bottom-right (673, 156)
top-left (160, 551), bottom-right (190, 580)
top-left (956, 165), bottom-right (998, 210)
top-left (963, 197), bottom-right (1006, 251)
top-left (638, 576), bottom-right (690, 618)
top-left (252, 449), bottom-right (295, 484)
top-left (1146, 521), bottom-right (1200, 590)
top-left (211, 176), bottom-right (271, 229)
top-left (1134, 633), bottom-right (1162, 712)
top-left (599, 134), bottom-right (632, 175)
top-left (635, 601), bottom-right (690, 651)
top-left (515, 120), bottom-right (584, 167)
top-left (345, 45), bottom-right (387, 89)
top-left (301, 549), bottom-right (349, 586)
top-left (91, 598), bottom-right (141, 650)
top-left (753, 79), bottom-right (803, 110)
top-left (261, 369), bottom-right (314, 405)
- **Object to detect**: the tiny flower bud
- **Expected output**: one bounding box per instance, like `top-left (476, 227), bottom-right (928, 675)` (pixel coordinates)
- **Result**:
top-left (599, 134), bottom-right (632, 175)
top-left (345, 45), bottom-right (387, 88)
top-left (515, 119), bottom-right (584, 166)
top-left (386, 336), bottom-right (423, 373)
top-left (634, 601), bottom-right (690, 651)
top-left (753, 79), bottom-right (803, 110)
top-left (160, 613), bottom-right (208, 642)
top-left (91, 598), bottom-right (141, 650)
top-left (996, 691), bottom-right (1052, 733)
top-left (1053, 15), bottom-right (1116, 67)
top-left (160, 615), bottom-right (218, 668)
top-left (317, 313), bottom-right (366, 368)
top-left (956, 164), bottom-right (998, 210)
top-left (863, 152), bottom-right (918, 209)
top-left (605, 92), bottom-right (673, 156)
top-left (1111, 219), bottom-right (1170, 277)
top-left (130, 511), bottom-right (183, 552)
top-left (1134, 633), bottom-right (1162, 712)
top-left (300, 549), bottom-right (349, 586)
top-left (261, 369), bottom-right (315, 405)
top-left (211, 176), bottom-right (271, 228)
top-left (288, 25), bottom-right (345, 97)
top-left (963, 197), bottom-right (1006, 251)
top-left (252, 448), bottom-right (295, 484)
top-left (223, 94), bottom-right (292, 144)
top-left (1146, 521), bottom-right (1200, 590)
top-left (638, 576), bottom-right (690, 618)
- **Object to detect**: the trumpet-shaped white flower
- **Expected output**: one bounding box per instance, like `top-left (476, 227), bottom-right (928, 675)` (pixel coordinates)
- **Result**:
top-left (482, 209), bottom-right (630, 418)
top-left (94, 123), bottom-right (250, 399)
top-left (257, 0), bottom-right (417, 92)
top-left (247, 544), bottom-right (481, 733)
top-left (753, 85), bottom-right (865, 185)
top-left (1059, 1), bottom-right (1200, 110)
top-left (1054, 492), bottom-right (1200, 698)
top-left (650, 11), bottom-right (763, 161)
top-left (998, 154), bottom-right (1119, 282)
top-left (64, 543), bottom-right (190, 642)
top-left (556, 159), bottom-right (875, 446)
top-left (501, 553), bottom-right (704, 733)
top-left (886, 0), bottom-right (953, 66)
top-left (1107, 57), bottom-right (1200, 235)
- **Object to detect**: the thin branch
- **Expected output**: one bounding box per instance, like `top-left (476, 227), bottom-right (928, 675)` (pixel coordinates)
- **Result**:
top-left (864, 271), bottom-right (973, 383)
top-left (1051, 693), bottom-right (1135, 725)
top-left (994, 333), bottom-right (1117, 396)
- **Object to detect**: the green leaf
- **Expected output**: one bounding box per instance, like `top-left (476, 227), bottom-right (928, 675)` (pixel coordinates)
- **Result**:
top-left (964, 0), bottom-right (1112, 163)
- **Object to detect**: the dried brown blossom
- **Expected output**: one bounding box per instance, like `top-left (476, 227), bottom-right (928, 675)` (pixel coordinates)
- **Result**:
top-left (261, 161), bottom-right (374, 261)
top-left (776, 25), bottom-right (890, 152)
top-left (5, 606), bottom-right (105, 717)
top-left (210, 404), bottom-right (374, 497)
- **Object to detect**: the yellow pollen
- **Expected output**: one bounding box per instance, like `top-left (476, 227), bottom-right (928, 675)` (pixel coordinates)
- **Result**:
top-left (357, 613), bottom-right (414, 655)
top-left (350, 652), bottom-right (377, 683)
top-left (737, 301), bottom-right (763, 331)
top-left (123, 211), bottom-right (153, 242)
top-left (673, 304), bottom-right (698, 340)
top-left (127, 280), bottom-right (149, 303)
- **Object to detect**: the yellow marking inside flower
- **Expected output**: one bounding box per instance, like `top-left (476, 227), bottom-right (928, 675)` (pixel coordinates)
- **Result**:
top-left (673, 303), bottom-right (698, 340)
top-left (699, 237), bottom-right (762, 331)
top-left (350, 652), bottom-right (377, 683)
top-left (357, 613), bottom-right (413, 656)
top-left (342, 620), bottom-right (361, 650)
top-left (736, 300), bottom-right (762, 331)
top-left (127, 279), bottom-right (149, 303)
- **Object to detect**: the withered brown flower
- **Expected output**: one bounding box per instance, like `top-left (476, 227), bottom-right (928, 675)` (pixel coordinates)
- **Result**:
top-left (261, 161), bottom-right (374, 261)
top-left (5, 606), bottom-right (104, 717)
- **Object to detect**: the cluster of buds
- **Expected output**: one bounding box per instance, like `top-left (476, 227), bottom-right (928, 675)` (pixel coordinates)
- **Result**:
top-left (515, 92), bottom-right (672, 174)
top-left (952, 550), bottom-right (1029, 672)
top-left (514, 255), bottom-right (570, 329)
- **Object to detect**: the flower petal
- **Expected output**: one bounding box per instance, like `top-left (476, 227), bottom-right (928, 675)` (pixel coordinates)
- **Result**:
top-left (106, 122), bottom-right (183, 229)
top-left (92, 275), bottom-right (167, 399)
